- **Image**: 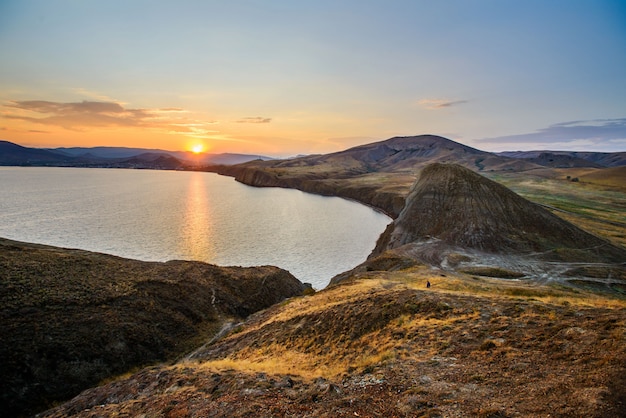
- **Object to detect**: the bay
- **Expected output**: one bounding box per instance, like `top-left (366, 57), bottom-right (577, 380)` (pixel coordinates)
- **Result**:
top-left (0, 167), bottom-right (391, 288)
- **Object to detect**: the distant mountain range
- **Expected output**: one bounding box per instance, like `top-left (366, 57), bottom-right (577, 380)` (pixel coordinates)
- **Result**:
top-left (2, 138), bottom-right (625, 170)
top-left (0, 140), bottom-right (272, 168)
top-left (498, 150), bottom-right (626, 168)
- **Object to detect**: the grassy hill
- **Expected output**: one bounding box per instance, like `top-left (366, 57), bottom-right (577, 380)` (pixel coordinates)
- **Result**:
top-left (373, 163), bottom-right (626, 262)
top-left (0, 238), bottom-right (307, 417)
top-left (42, 267), bottom-right (626, 417)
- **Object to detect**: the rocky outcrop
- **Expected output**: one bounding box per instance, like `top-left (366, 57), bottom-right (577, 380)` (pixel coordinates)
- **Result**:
top-left (372, 163), bottom-right (626, 262)
top-left (0, 238), bottom-right (307, 417)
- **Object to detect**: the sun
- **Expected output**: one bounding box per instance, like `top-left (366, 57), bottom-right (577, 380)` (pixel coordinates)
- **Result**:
top-left (191, 144), bottom-right (204, 154)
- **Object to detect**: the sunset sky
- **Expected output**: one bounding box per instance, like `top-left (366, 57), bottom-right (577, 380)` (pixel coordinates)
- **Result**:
top-left (1, 0), bottom-right (625, 156)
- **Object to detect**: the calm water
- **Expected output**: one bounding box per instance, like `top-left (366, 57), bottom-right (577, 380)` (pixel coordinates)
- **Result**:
top-left (0, 167), bottom-right (390, 288)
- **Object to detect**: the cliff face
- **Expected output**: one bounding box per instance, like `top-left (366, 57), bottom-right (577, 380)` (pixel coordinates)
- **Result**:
top-left (217, 164), bottom-right (406, 217)
top-left (372, 163), bottom-right (626, 262)
top-left (0, 238), bottom-right (306, 417)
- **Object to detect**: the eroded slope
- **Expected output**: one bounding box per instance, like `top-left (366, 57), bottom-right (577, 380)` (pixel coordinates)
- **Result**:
top-left (0, 238), bottom-right (306, 417)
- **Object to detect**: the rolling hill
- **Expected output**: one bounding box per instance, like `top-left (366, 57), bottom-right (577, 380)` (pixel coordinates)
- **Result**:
top-left (0, 238), bottom-right (307, 417)
top-left (0, 140), bottom-right (71, 165)
top-left (0, 140), bottom-right (271, 167)
top-left (499, 150), bottom-right (626, 167)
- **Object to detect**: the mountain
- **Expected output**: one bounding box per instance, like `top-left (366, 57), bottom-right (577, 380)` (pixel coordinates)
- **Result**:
top-left (51, 146), bottom-right (173, 159)
top-left (371, 163), bottom-right (626, 263)
top-left (0, 238), bottom-right (307, 417)
top-left (257, 134), bottom-right (540, 174)
top-left (499, 150), bottom-right (626, 167)
top-left (51, 145), bottom-right (273, 165)
top-left (214, 135), bottom-right (543, 217)
top-left (112, 152), bottom-right (187, 169)
top-left (5, 135), bottom-right (626, 417)
top-left (0, 141), bottom-right (272, 167)
top-left (0, 140), bottom-right (72, 165)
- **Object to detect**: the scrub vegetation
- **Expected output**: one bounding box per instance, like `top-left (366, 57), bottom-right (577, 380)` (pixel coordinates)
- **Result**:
top-left (44, 269), bottom-right (626, 417)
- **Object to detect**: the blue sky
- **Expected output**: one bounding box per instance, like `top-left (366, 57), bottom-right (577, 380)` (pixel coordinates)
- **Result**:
top-left (1, 0), bottom-right (625, 155)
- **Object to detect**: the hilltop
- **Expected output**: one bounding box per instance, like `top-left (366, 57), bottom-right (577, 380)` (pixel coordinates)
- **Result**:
top-left (0, 238), bottom-right (307, 417)
top-left (215, 135), bottom-right (541, 217)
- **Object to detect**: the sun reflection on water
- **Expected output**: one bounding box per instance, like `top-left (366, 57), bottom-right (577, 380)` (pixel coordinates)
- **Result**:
top-left (181, 172), bottom-right (213, 261)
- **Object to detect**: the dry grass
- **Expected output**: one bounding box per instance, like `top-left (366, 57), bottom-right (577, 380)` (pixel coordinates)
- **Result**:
top-left (185, 268), bottom-right (626, 381)
top-left (45, 266), bottom-right (626, 417)
top-left (0, 238), bottom-right (305, 417)
top-left (485, 170), bottom-right (626, 248)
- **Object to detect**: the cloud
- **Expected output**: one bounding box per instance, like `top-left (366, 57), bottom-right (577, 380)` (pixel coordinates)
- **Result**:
top-left (1, 100), bottom-right (216, 136)
top-left (72, 88), bottom-right (119, 103)
top-left (484, 118), bottom-right (626, 144)
top-left (478, 118), bottom-right (626, 148)
top-left (235, 116), bottom-right (272, 124)
top-left (418, 98), bottom-right (469, 109)
top-left (3, 100), bottom-right (155, 129)
top-left (28, 129), bottom-right (50, 133)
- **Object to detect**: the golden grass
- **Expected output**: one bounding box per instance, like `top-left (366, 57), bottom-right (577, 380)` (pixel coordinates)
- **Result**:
top-left (181, 266), bottom-right (625, 389)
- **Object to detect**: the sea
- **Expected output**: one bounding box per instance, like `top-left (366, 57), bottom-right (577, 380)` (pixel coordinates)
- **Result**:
top-left (0, 167), bottom-right (391, 289)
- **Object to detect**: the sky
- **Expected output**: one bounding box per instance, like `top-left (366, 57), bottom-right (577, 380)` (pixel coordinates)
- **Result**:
top-left (1, 0), bottom-right (625, 156)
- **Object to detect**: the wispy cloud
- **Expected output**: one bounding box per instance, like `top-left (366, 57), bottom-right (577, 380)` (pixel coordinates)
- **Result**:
top-left (1, 99), bottom-right (218, 137)
top-left (72, 88), bottom-right (120, 103)
top-left (478, 118), bottom-right (626, 149)
top-left (235, 116), bottom-right (272, 124)
top-left (417, 98), bottom-right (469, 110)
